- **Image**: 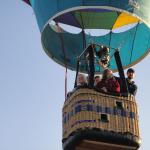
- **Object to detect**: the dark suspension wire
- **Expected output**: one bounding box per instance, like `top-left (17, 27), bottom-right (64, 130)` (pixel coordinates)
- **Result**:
top-left (56, 23), bottom-right (68, 99)
top-left (130, 22), bottom-right (139, 63)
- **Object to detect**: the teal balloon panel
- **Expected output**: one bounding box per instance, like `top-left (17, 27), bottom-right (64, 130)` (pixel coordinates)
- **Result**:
top-left (26, 0), bottom-right (150, 73)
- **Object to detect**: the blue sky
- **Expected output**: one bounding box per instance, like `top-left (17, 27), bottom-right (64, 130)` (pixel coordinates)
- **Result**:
top-left (0, 1), bottom-right (150, 150)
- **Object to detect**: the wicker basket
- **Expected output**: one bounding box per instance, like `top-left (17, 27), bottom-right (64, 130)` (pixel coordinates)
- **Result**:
top-left (62, 88), bottom-right (140, 150)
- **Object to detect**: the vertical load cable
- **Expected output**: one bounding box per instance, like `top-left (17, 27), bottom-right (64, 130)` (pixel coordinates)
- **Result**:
top-left (56, 23), bottom-right (68, 99)
top-left (130, 22), bottom-right (139, 63)
top-left (80, 12), bottom-right (86, 49)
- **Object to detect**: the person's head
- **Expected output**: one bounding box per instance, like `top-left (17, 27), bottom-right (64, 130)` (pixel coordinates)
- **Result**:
top-left (102, 69), bottom-right (113, 80)
top-left (94, 75), bottom-right (101, 86)
top-left (77, 74), bottom-right (87, 86)
top-left (127, 68), bottom-right (135, 80)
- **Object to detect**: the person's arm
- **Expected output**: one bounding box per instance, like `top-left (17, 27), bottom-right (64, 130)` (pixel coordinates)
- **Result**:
top-left (112, 78), bottom-right (120, 93)
top-left (130, 84), bottom-right (137, 96)
top-left (95, 80), bottom-right (107, 92)
top-left (115, 81), bottom-right (121, 93)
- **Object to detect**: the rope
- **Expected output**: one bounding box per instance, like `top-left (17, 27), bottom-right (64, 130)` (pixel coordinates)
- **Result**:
top-left (65, 67), bottom-right (68, 99)
top-left (80, 12), bottom-right (86, 49)
top-left (108, 23), bottom-right (139, 63)
top-left (130, 22), bottom-right (139, 63)
top-left (56, 23), bottom-right (68, 99)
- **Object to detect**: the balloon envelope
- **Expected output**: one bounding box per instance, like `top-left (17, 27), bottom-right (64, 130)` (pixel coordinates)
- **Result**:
top-left (23, 0), bottom-right (150, 73)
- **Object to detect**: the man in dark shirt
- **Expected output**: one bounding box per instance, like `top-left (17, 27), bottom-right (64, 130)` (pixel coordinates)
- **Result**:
top-left (126, 68), bottom-right (137, 96)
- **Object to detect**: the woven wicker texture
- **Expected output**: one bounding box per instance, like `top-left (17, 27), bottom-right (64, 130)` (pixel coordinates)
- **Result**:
top-left (63, 89), bottom-right (139, 140)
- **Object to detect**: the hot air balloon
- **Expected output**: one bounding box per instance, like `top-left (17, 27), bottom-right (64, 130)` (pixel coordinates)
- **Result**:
top-left (22, 0), bottom-right (150, 150)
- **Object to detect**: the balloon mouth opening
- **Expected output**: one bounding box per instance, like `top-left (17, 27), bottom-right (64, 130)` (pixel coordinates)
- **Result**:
top-left (47, 7), bottom-right (142, 36)
top-left (41, 6), bottom-right (150, 74)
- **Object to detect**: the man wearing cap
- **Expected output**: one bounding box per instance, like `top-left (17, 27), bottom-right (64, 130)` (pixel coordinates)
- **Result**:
top-left (126, 68), bottom-right (137, 96)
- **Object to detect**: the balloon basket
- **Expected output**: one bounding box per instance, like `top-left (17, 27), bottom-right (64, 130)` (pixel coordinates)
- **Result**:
top-left (62, 89), bottom-right (140, 150)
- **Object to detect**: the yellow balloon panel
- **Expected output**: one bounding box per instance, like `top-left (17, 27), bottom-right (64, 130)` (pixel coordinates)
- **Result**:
top-left (113, 12), bottom-right (139, 29)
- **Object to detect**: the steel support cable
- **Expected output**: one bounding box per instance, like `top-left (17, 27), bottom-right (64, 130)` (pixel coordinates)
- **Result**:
top-left (56, 23), bottom-right (68, 99)
top-left (130, 22), bottom-right (139, 63)
top-left (79, 12), bottom-right (86, 49)
top-left (71, 12), bottom-right (82, 57)
top-left (109, 23), bottom-right (139, 63)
